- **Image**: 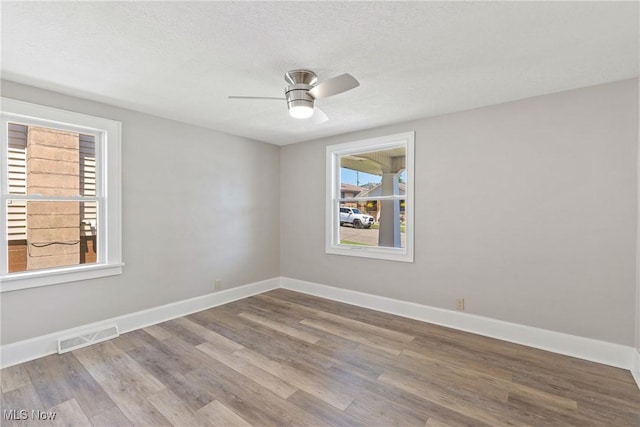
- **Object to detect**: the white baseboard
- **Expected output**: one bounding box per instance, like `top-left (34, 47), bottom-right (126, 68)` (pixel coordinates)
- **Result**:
top-left (632, 350), bottom-right (640, 389)
top-left (281, 277), bottom-right (636, 371)
top-left (0, 277), bottom-right (280, 368)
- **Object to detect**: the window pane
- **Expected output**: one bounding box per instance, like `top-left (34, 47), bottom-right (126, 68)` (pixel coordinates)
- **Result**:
top-left (6, 200), bottom-right (98, 272)
top-left (7, 123), bottom-right (95, 197)
top-left (339, 205), bottom-right (405, 248)
top-left (338, 146), bottom-right (407, 249)
top-left (340, 146), bottom-right (406, 197)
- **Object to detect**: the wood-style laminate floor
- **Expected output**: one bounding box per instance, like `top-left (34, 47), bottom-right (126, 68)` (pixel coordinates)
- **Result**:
top-left (1, 289), bottom-right (639, 426)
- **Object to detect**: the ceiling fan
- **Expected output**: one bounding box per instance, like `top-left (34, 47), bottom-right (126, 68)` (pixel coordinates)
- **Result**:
top-left (229, 69), bottom-right (360, 123)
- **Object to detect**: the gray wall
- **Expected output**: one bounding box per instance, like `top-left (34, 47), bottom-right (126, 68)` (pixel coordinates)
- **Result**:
top-left (1, 81), bottom-right (281, 345)
top-left (281, 79), bottom-right (638, 346)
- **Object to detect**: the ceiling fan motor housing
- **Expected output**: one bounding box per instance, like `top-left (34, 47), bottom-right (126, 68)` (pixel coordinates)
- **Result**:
top-left (286, 83), bottom-right (315, 110)
top-left (285, 70), bottom-right (317, 117)
top-left (284, 69), bottom-right (318, 85)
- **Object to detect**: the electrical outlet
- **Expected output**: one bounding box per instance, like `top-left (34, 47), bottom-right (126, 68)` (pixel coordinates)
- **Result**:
top-left (214, 279), bottom-right (222, 290)
top-left (456, 298), bottom-right (465, 311)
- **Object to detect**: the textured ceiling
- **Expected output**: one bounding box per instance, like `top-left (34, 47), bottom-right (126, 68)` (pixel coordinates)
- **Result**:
top-left (1, 1), bottom-right (638, 146)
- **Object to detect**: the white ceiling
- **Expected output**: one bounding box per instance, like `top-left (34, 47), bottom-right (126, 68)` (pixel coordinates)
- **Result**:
top-left (1, 1), bottom-right (638, 146)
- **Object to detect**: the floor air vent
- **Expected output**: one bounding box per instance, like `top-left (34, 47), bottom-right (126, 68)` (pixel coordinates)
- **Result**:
top-left (57, 324), bottom-right (119, 354)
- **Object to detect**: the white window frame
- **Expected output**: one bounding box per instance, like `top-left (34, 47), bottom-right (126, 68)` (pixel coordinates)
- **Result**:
top-left (326, 131), bottom-right (415, 262)
top-left (0, 98), bottom-right (123, 292)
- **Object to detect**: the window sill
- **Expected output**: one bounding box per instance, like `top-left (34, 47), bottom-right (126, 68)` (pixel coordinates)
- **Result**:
top-left (0, 263), bottom-right (124, 293)
top-left (327, 245), bottom-right (413, 263)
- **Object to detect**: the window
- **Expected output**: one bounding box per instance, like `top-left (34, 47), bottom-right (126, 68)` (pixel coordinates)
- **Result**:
top-left (1, 98), bottom-right (123, 291)
top-left (326, 131), bottom-right (414, 262)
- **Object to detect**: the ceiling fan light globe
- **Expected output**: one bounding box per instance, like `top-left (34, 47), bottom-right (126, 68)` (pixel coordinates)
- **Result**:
top-left (289, 104), bottom-right (314, 119)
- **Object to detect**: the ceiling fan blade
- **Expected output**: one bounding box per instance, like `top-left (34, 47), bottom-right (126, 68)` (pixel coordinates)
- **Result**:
top-left (311, 107), bottom-right (328, 124)
top-left (228, 96), bottom-right (286, 100)
top-left (308, 73), bottom-right (359, 99)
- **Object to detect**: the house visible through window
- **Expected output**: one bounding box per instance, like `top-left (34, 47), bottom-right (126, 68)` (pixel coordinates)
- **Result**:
top-left (1, 98), bottom-right (122, 292)
top-left (7, 123), bottom-right (97, 272)
top-left (326, 132), bottom-right (414, 262)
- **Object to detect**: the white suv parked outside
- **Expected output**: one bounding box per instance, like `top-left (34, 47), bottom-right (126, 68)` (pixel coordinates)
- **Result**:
top-left (339, 207), bottom-right (375, 229)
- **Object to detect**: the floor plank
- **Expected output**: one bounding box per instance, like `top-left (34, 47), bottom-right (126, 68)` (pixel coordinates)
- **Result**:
top-left (1, 382), bottom-right (52, 427)
top-left (147, 388), bottom-right (207, 426)
top-left (99, 377), bottom-right (171, 426)
top-left (196, 341), bottom-right (298, 399)
top-left (0, 364), bottom-right (31, 393)
top-left (237, 346), bottom-right (354, 410)
top-left (238, 311), bottom-right (321, 344)
top-left (89, 406), bottom-right (133, 427)
top-left (196, 400), bottom-right (252, 427)
top-left (49, 398), bottom-right (91, 426)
